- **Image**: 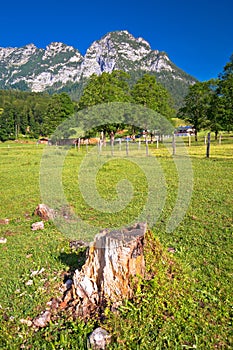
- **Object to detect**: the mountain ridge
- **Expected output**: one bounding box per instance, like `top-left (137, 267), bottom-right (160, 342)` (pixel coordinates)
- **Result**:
top-left (0, 30), bottom-right (197, 107)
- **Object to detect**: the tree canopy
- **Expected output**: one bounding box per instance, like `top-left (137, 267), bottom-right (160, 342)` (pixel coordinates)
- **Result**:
top-left (217, 54), bottom-right (233, 132)
top-left (178, 81), bottom-right (213, 141)
top-left (178, 54), bottom-right (233, 140)
top-left (77, 71), bottom-right (132, 110)
top-left (131, 73), bottom-right (175, 121)
top-left (76, 71), bottom-right (175, 138)
top-left (43, 93), bottom-right (75, 136)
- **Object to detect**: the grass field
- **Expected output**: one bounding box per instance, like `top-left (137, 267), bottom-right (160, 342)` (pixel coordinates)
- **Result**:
top-left (0, 134), bottom-right (232, 349)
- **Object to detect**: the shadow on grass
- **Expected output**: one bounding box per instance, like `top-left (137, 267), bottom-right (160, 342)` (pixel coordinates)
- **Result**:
top-left (58, 248), bottom-right (88, 274)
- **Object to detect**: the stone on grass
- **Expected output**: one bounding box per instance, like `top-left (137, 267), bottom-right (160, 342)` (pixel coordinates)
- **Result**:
top-left (167, 247), bottom-right (176, 253)
top-left (20, 318), bottom-right (33, 327)
top-left (31, 221), bottom-right (44, 231)
top-left (30, 267), bottom-right (45, 277)
top-left (0, 237), bottom-right (7, 244)
top-left (25, 280), bottom-right (33, 286)
top-left (87, 327), bottom-right (111, 350)
top-left (34, 204), bottom-right (55, 221)
top-left (0, 219), bottom-right (9, 225)
top-left (33, 310), bottom-right (51, 328)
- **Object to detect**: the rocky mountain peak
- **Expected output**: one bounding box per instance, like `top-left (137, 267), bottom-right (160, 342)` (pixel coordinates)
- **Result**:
top-left (81, 30), bottom-right (155, 77)
top-left (24, 43), bottom-right (37, 50)
top-left (0, 31), bottom-right (196, 105)
top-left (42, 42), bottom-right (82, 61)
top-left (45, 42), bottom-right (77, 53)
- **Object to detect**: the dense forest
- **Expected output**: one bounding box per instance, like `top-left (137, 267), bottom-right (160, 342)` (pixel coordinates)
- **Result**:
top-left (0, 91), bottom-right (75, 141)
top-left (0, 54), bottom-right (232, 142)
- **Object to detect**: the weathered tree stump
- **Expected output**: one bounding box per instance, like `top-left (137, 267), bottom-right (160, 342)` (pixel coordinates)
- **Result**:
top-left (73, 222), bottom-right (147, 318)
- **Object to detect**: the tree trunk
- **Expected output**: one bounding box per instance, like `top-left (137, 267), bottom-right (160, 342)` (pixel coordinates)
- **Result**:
top-left (72, 222), bottom-right (147, 318)
top-left (195, 129), bottom-right (198, 142)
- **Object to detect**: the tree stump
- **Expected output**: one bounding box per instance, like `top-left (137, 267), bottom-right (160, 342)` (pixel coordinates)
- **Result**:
top-left (72, 222), bottom-right (147, 318)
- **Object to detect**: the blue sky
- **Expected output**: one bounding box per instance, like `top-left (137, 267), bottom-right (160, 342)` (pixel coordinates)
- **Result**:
top-left (0, 0), bottom-right (232, 81)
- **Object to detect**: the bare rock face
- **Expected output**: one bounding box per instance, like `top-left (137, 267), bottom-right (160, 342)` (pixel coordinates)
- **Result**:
top-left (34, 204), bottom-right (55, 221)
top-left (73, 222), bottom-right (146, 318)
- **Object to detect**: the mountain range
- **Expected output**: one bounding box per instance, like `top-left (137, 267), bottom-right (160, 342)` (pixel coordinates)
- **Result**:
top-left (0, 30), bottom-right (196, 107)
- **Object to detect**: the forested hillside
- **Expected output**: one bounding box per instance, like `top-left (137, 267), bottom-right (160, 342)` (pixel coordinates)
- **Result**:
top-left (0, 90), bottom-right (74, 141)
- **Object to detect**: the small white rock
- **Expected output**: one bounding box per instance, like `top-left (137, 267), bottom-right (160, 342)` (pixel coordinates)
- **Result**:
top-left (20, 318), bottom-right (33, 327)
top-left (0, 237), bottom-right (7, 244)
top-left (30, 270), bottom-right (38, 277)
top-left (31, 221), bottom-right (44, 231)
top-left (87, 327), bottom-right (111, 349)
top-left (30, 267), bottom-right (45, 277)
top-left (33, 310), bottom-right (51, 328)
top-left (25, 279), bottom-right (33, 286)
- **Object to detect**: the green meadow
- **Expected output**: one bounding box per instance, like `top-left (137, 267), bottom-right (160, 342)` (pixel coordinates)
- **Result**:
top-left (0, 135), bottom-right (232, 349)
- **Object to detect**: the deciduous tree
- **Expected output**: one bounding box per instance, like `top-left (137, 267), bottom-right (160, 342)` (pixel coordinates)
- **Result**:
top-left (217, 54), bottom-right (233, 132)
top-left (131, 74), bottom-right (175, 120)
top-left (178, 82), bottom-right (211, 141)
top-left (43, 93), bottom-right (75, 136)
top-left (77, 71), bottom-right (132, 138)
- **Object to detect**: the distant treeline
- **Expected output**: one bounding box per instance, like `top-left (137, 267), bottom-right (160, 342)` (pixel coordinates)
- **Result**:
top-left (0, 71), bottom-right (176, 142)
top-left (0, 90), bottom-right (75, 141)
top-left (0, 56), bottom-right (232, 142)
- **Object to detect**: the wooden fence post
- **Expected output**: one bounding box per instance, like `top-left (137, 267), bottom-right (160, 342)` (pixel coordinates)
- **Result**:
top-left (206, 132), bottom-right (211, 158)
top-left (172, 134), bottom-right (176, 155)
top-left (138, 139), bottom-right (141, 150)
top-left (119, 139), bottom-right (122, 151)
top-left (146, 139), bottom-right (149, 156)
top-left (188, 134), bottom-right (191, 147)
top-left (126, 141), bottom-right (129, 156)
